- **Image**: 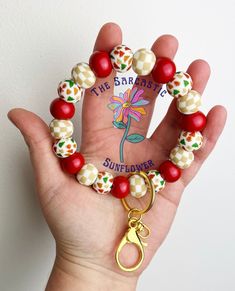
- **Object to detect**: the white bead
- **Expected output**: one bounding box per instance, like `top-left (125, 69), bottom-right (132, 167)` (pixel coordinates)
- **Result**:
top-left (178, 131), bottom-right (203, 152)
top-left (177, 90), bottom-right (202, 114)
top-left (71, 62), bottom-right (96, 89)
top-left (147, 170), bottom-right (165, 192)
top-left (76, 163), bottom-right (98, 186)
top-left (53, 137), bottom-right (77, 158)
top-left (58, 79), bottom-right (84, 103)
top-left (49, 119), bottom-right (74, 139)
top-left (132, 48), bottom-right (156, 76)
top-left (129, 174), bottom-right (147, 198)
top-left (170, 146), bottom-right (194, 169)
top-left (110, 45), bottom-right (133, 73)
top-left (167, 71), bottom-right (193, 98)
top-left (93, 171), bottom-right (114, 194)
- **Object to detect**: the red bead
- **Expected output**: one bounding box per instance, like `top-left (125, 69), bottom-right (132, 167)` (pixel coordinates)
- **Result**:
top-left (159, 161), bottom-right (181, 183)
top-left (181, 111), bottom-right (207, 132)
top-left (89, 51), bottom-right (113, 78)
top-left (151, 57), bottom-right (176, 84)
top-left (60, 152), bottom-right (85, 174)
top-left (111, 176), bottom-right (130, 199)
top-left (50, 98), bottom-right (75, 119)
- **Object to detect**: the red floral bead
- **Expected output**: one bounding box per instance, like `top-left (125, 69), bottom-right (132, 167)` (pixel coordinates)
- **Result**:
top-left (60, 152), bottom-right (85, 174)
top-left (111, 176), bottom-right (130, 199)
top-left (151, 57), bottom-right (176, 84)
top-left (50, 98), bottom-right (75, 119)
top-left (159, 160), bottom-right (181, 182)
top-left (181, 111), bottom-right (207, 132)
top-left (89, 51), bottom-right (113, 78)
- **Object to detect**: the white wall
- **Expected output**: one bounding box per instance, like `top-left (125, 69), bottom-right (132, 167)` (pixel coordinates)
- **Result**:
top-left (0, 0), bottom-right (235, 290)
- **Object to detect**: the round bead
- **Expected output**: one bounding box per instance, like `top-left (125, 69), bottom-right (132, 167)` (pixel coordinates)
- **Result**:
top-left (177, 90), bottom-right (202, 115)
top-left (76, 163), bottom-right (98, 186)
top-left (129, 174), bottom-right (147, 198)
top-left (167, 72), bottom-right (193, 98)
top-left (93, 171), bottom-right (114, 194)
top-left (132, 48), bottom-right (156, 76)
top-left (71, 62), bottom-right (96, 89)
top-left (151, 57), bottom-right (176, 84)
top-left (89, 51), bottom-right (113, 78)
top-left (57, 79), bottom-right (84, 103)
top-left (60, 152), bottom-right (85, 174)
top-left (49, 119), bottom-right (74, 139)
top-left (178, 131), bottom-right (203, 152)
top-left (181, 111), bottom-right (207, 132)
top-left (50, 98), bottom-right (75, 119)
top-left (111, 176), bottom-right (130, 199)
top-left (147, 170), bottom-right (165, 192)
top-left (53, 137), bottom-right (77, 158)
top-left (110, 45), bottom-right (133, 73)
top-left (170, 146), bottom-right (194, 169)
top-left (159, 161), bottom-right (181, 183)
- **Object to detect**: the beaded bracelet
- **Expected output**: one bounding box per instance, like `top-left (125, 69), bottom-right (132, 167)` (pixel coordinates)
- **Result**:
top-left (48, 44), bottom-right (207, 272)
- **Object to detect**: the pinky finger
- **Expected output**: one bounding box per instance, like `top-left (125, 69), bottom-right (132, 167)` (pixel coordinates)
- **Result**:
top-left (181, 105), bottom-right (227, 186)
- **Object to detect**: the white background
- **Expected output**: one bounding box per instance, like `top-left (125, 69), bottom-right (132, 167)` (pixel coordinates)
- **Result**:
top-left (0, 0), bottom-right (235, 290)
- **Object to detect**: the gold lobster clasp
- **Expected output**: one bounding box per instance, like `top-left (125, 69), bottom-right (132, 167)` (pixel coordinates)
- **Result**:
top-left (115, 171), bottom-right (155, 272)
top-left (115, 216), bottom-right (150, 272)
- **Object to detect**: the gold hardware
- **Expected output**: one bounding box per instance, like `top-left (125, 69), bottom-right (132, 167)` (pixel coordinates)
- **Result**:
top-left (115, 215), bottom-right (150, 272)
top-left (116, 171), bottom-right (156, 272)
top-left (121, 171), bottom-right (156, 215)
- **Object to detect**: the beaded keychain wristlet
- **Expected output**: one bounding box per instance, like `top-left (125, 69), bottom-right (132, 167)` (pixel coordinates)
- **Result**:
top-left (48, 45), bottom-right (206, 272)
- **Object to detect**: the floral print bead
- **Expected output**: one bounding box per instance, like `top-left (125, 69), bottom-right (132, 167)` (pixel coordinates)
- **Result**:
top-left (58, 79), bottom-right (84, 103)
top-left (93, 171), bottom-right (114, 194)
top-left (110, 45), bottom-right (133, 73)
top-left (53, 137), bottom-right (77, 158)
top-left (167, 72), bottom-right (193, 98)
top-left (147, 170), bottom-right (165, 192)
top-left (178, 131), bottom-right (203, 152)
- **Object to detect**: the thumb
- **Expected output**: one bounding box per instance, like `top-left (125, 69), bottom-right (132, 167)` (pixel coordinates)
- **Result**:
top-left (8, 108), bottom-right (66, 199)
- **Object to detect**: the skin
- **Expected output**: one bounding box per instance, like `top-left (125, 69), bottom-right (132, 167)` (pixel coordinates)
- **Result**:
top-left (8, 23), bottom-right (227, 291)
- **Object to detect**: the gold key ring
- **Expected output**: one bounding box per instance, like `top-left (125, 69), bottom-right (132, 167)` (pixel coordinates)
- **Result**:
top-left (121, 171), bottom-right (156, 215)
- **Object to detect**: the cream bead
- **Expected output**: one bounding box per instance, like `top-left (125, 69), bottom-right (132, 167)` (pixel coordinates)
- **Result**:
top-left (167, 71), bottom-right (193, 98)
top-left (129, 174), bottom-right (147, 198)
top-left (49, 119), bottom-right (74, 139)
top-left (76, 163), bottom-right (98, 186)
top-left (177, 90), bottom-right (202, 114)
top-left (147, 170), bottom-right (165, 192)
top-left (178, 131), bottom-right (203, 152)
top-left (132, 48), bottom-right (156, 76)
top-left (93, 171), bottom-right (114, 194)
top-left (170, 146), bottom-right (194, 169)
top-left (71, 62), bottom-right (96, 89)
top-left (53, 137), bottom-right (77, 158)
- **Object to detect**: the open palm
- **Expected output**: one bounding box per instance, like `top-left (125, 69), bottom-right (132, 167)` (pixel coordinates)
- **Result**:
top-left (8, 23), bottom-right (226, 282)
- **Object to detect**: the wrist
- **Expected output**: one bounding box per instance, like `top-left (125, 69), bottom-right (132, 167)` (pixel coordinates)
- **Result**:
top-left (46, 251), bottom-right (138, 291)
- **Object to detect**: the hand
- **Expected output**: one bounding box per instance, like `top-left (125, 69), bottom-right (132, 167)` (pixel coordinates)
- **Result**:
top-left (8, 23), bottom-right (227, 291)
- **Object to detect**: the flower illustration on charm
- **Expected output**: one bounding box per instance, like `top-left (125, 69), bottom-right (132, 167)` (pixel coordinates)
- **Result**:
top-left (107, 87), bottom-right (149, 163)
